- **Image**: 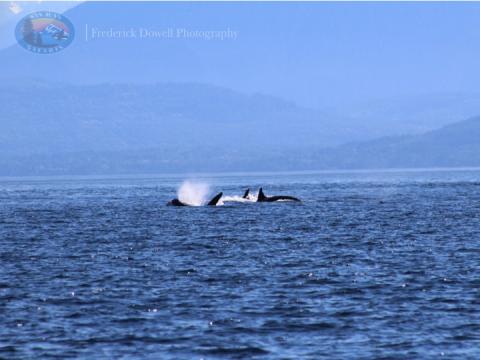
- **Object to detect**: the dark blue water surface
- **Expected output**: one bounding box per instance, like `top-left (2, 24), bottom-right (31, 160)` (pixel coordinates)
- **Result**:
top-left (1, 170), bottom-right (480, 359)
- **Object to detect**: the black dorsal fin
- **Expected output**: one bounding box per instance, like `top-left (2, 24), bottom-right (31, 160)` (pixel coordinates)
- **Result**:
top-left (242, 188), bottom-right (250, 199)
top-left (257, 188), bottom-right (267, 202)
top-left (207, 192), bottom-right (223, 206)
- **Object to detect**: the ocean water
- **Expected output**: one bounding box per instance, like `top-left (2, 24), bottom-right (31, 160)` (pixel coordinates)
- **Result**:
top-left (1, 170), bottom-right (480, 359)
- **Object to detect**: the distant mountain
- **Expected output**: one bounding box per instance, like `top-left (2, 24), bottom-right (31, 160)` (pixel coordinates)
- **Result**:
top-left (0, 80), bottom-right (365, 176)
top-left (0, 102), bottom-right (480, 176)
top-left (303, 115), bottom-right (480, 170)
top-left (327, 93), bottom-right (480, 138)
top-left (0, 81), bottom-right (366, 156)
top-left (4, 2), bottom-right (480, 142)
top-left (2, 79), bottom-right (480, 176)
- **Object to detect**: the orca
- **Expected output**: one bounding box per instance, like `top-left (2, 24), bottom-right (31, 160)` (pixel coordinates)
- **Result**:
top-left (257, 188), bottom-right (301, 202)
top-left (167, 192), bottom-right (223, 206)
top-left (242, 188), bottom-right (250, 199)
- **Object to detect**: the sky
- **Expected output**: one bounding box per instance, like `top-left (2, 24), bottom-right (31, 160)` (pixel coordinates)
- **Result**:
top-left (1, 1), bottom-right (480, 108)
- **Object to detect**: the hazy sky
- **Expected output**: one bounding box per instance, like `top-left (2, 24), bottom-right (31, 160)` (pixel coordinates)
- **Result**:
top-left (2, 1), bottom-right (480, 108)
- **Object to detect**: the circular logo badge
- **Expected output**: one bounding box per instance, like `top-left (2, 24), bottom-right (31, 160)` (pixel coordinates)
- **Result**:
top-left (15, 11), bottom-right (75, 54)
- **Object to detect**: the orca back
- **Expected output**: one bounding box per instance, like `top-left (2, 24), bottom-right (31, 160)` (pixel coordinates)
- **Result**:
top-left (268, 195), bottom-right (301, 202)
top-left (168, 198), bottom-right (186, 206)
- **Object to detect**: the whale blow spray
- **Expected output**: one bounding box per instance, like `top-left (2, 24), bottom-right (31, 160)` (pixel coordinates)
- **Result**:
top-left (177, 180), bottom-right (210, 206)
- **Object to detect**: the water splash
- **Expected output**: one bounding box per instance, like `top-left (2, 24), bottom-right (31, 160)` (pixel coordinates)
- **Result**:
top-left (222, 195), bottom-right (257, 203)
top-left (177, 180), bottom-right (210, 206)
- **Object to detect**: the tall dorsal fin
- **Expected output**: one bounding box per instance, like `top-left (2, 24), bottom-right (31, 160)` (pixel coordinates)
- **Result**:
top-left (257, 188), bottom-right (267, 202)
top-left (242, 188), bottom-right (250, 199)
top-left (207, 192), bottom-right (223, 206)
